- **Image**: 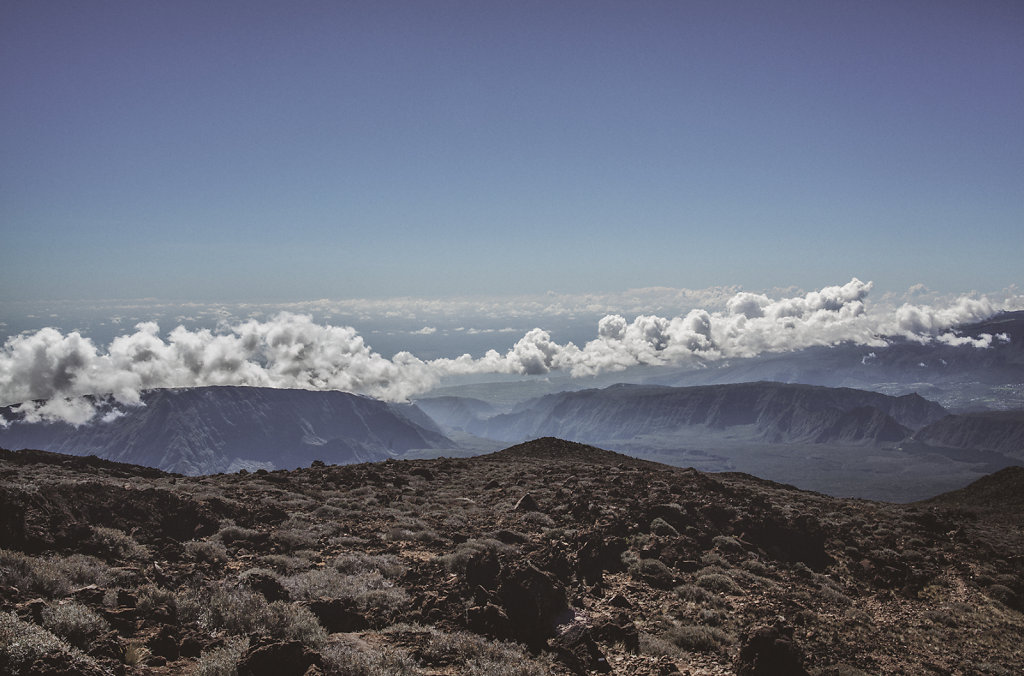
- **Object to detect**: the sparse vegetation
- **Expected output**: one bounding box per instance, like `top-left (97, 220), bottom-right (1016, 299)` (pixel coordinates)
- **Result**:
top-left (2, 440), bottom-right (1023, 674)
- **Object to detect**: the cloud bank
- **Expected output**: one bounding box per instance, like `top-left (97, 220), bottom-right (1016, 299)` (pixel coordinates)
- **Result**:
top-left (0, 279), bottom-right (1009, 425)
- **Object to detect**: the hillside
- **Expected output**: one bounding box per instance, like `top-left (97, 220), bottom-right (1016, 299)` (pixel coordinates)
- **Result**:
top-left (912, 411), bottom-right (1024, 459)
top-left (1, 440), bottom-right (1022, 675)
top-left (0, 387), bottom-right (454, 475)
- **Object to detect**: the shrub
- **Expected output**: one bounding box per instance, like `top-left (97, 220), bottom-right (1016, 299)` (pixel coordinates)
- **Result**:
top-left (41, 602), bottom-right (109, 649)
top-left (440, 539), bottom-right (516, 574)
top-left (194, 636), bottom-right (249, 676)
top-left (629, 558), bottom-right (675, 588)
top-left (201, 585), bottom-right (327, 646)
top-left (270, 528), bottom-right (318, 552)
top-left (333, 552), bottom-right (407, 579)
top-left (204, 586), bottom-right (268, 635)
top-left (0, 550), bottom-right (110, 599)
top-left (184, 539), bottom-right (229, 567)
top-left (89, 526), bottom-right (148, 561)
top-left (695, 572), bottom-right (743, 595)
top-left (0, 611), bottom-right (99, 675)
top-left (741, 559), bottom-right (770, 577)
top-left (320, 640), bottom-right (419, 676)
top-left (262, 601), bottom-right (327, 647)
top-left (650, 517), bottom-right (679, 536)
top-left (383, 624), bottom-right (547, 675)
top-left (665, 624), bottom-right (733, 653)
top-left (712, 535), bottom-right (744, 554)
top-left (675, 584), bottom-right (722, 607)
top-left (215, 524), bottom-right (260, 546)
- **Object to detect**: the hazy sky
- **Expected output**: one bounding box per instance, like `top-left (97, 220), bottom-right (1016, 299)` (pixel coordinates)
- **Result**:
top-left (2, 1), bottom-right (1022, 303)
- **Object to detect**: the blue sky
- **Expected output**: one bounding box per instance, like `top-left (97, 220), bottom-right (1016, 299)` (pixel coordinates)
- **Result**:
top-left (2, 0), bottom-right (1022, 303)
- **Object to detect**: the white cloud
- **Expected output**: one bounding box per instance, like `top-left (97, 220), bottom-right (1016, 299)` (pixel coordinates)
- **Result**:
top-left (0, 279), bottom-right (1013, 424)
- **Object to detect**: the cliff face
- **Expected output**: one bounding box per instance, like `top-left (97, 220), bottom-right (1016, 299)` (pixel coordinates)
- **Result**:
top-left (468, 382), bottom-right (945, 446)
top-left (0, 386), bottom-right (454, 474)
top-left (913, 411), bottom-right (1024, 458)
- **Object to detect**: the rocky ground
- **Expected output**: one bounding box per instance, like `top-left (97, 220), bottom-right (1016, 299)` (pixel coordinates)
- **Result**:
top-left (1, 438), bottom-right (1022, 675)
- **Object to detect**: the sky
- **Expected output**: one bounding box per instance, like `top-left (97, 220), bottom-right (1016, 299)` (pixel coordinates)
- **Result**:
top-left (1, 2), bottom-right (1023, 420)
top-left (2, 0), bottom-right (1022, 304)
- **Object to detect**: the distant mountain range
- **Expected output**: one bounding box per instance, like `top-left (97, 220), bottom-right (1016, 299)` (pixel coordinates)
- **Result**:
top-left (447, 381), bottom-right (948, 446)
top-left (1, 313), bottom-right (1022, 500)
top-left (0, 386), bottom-right (454, 475)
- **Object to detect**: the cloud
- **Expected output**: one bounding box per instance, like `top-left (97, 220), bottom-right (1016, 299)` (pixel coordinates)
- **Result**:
top-left (411, 326), bottom-right (437, 335)
top-left (0, 279), bottom-right (1010, 424)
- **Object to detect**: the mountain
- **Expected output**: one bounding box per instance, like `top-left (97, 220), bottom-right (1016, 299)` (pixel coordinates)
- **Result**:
top-left (0, 386), bottom-right (455, 475)
top-left (2, 440), bottom-right (1022, 674)
top-left (912, 410), bottom-right (1024, 459)
top-left (643, 310), bottom-right (1024, 412)
top-left (922, 464), bottom-right (1024, 509)
top-left (413, 395), bottom-right (498, 432)
top-left (467, 381), bottom-right (947, 446)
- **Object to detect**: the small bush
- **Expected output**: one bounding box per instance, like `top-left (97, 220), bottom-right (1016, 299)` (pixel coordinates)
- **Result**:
top-left (333, 552), bottom-right (407, 579)
top-left (41, 602), bottom-right (109, 649)
top-left (440, 539), bottom-right (516, 574)
top-left (695, 572), bottom-right (743, 595)
top-left (215, 524), bottom-right (260, 546)
top-left (262, 601), bottom-right (327, 647)
top-left (665, 624), bottom-right (733, 653)
top-left (184, 539), bottom-right (229, 567)
top-left (90, 526), bottom-right (148, 561)
top-left (650, 517), bottom-right (679, 536)
top-left (675, 584), bottom-right (722, 606)
top-left (320, 639), bottom-right (419, 676)
top-left (712, 535), bottom-right (744, 554)
top-left (0, 611), bottom-right (98, 675)
top-left (741, 559), bottom-right (770, 577)
top-left (194, 636), bottom-right (249, 676)
top-left (629, 558), bottom-right (675, 588)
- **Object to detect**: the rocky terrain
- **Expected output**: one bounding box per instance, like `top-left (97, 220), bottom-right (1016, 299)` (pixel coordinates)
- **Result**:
top-left (2, 439), bottom-right (1023, 675)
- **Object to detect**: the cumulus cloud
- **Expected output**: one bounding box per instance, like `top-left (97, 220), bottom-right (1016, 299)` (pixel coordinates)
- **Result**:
top-left (0, 279), bottom-right (1011, 424)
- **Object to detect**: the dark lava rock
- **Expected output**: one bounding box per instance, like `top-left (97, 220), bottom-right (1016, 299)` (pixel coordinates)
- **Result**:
top-left (463, 549), bottom-right (501, 591)
top-left (237, 640), bottom-right (321, 676)
top-left (147, 625), bottom-right (180, 660)
top-left (304, 598), bottom-right (367, 633)
top-left (497, 562), bottom-right (571, 648)
top-left (513, 492), bottom-right (540, 511)
top-left (242, 570), bottom-right (290, 602)
top-left (593, 612), bottom-right (640, 653)
top-left (552, 624), bottom-right (611, 674)
top-left (465, 602), bottom-right (513, 639)
top-left (736, 624), bottom-right (809, 676)
top-left (577, 535), bottom-right (627, 585)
